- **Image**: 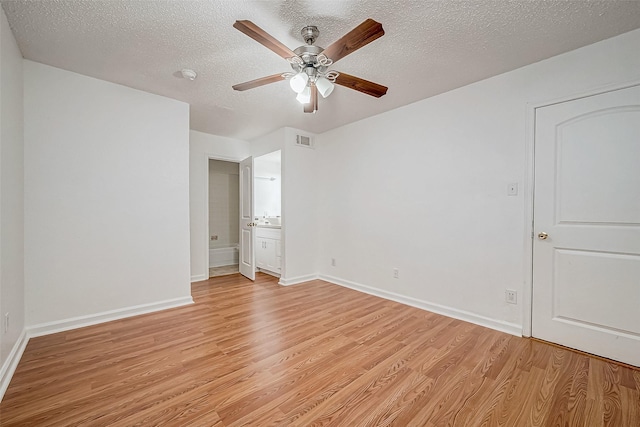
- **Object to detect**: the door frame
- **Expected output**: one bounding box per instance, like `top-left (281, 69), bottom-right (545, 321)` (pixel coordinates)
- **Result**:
top-left (203, 154), bottom-right (244, 279)
top-left (522, 78), bottom-right (640, 337)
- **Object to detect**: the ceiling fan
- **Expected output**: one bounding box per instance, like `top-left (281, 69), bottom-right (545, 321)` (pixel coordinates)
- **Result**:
top-left (232, 19), bottom-right (388, 113)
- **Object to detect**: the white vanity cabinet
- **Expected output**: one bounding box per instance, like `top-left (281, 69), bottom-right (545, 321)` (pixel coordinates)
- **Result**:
top-left (255, 227), bottom-right (281, 274)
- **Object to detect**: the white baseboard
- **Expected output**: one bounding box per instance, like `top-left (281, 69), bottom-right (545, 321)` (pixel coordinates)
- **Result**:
top-left (1, 296), bottom-right (194, 402)
top-left (279, 273), bottom-right (319, 286)
top-left (319, 274), bottom-right (522, 337)
top-left (0, 329), bottom-right (29, 401)
top-left (191, 274), bottom-right (208, 282)
top-left (27, 296), bottom-right (194, 338)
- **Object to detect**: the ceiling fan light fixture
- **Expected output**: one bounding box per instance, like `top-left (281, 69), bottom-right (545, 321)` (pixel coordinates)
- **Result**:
top-left (296, 86), bottom-right (311, 104)
top-left (232, 19), bottom-right (388, 113)
top-left (316, 76), bottom-right (334, 98)
top-left (289, 72), bottom-right (308, 93)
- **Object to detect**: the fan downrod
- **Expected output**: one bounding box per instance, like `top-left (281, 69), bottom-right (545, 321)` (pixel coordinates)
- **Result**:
top-left (301, 25), bottom-right (319, 45)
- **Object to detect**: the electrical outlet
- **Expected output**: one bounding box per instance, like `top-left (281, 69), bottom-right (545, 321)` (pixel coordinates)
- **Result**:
top-left (211, 235), bottom-right (218, 241)
top-left (505, 290), bottom-right (517, 304)
top-left (331, 258), bottom-right (336, 267)
top-left (4, 313), bottom-right (8, 333)
top-left (393, 268), bottom-right (399, 279)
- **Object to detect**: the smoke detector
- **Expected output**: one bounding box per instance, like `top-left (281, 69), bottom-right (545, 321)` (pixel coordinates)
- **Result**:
top-left (181, 69), bottom-right (197, 81)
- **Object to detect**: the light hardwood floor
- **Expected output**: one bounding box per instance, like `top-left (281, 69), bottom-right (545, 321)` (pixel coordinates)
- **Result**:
top-left (1, 273), bottom-right (638, 426)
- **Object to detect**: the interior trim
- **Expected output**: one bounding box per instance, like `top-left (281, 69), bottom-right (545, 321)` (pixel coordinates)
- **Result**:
top-left (321, 274), bottom-right (522, 337)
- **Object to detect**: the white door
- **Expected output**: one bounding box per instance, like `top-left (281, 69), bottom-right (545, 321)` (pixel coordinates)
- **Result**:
top-left (532, 84), bottom-right (640, 366)
top-left (239, 156), bottom-right (255, 280)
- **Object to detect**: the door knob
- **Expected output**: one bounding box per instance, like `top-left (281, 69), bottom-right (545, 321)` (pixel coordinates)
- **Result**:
top-left (538, 232), bottom-right (548, 240)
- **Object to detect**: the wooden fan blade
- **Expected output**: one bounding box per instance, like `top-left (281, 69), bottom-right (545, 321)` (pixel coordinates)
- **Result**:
top-left (304, 85), bottom-right (318, 113)
top-left (233, 20), bottom-right (297, 59)
top-left (321, 19), bottom-right (384, 63)
top-left (334, 72), bottom-right (388, 98)
top-left (232, 74), bottom-right (285, 91)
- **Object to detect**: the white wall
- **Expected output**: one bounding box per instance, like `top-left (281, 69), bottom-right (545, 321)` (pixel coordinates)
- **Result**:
top-left (280, 128), bottom-right (318, 284)
top-left (0, 7), bottom-right (25, 394)
top-left (190, 130), bottom-right (249, 281)
top-left (317, 29), bottom-right (640, 333)
top-left (250, 128), bottom-right (285, 158)
top-left (24, 61), bottom-right (192, 327)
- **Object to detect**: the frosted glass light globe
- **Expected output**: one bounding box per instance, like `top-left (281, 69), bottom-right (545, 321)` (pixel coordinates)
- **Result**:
top-left (316, 77), bottom-right (334, 98)
top-left (289, 72), bottom-right (309, 94)
top-left (296, 86), bottom-right (311, 104)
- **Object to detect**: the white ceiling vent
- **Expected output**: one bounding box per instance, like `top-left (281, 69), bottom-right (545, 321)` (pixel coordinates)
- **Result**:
top-left (295, 134), bottom-right (314, 149)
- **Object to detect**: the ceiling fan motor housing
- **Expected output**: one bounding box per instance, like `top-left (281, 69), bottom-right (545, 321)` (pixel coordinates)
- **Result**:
top-left (292, 45), bottom-right (327, 73)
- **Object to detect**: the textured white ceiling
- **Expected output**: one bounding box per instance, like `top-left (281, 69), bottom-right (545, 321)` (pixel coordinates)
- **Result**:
top-left (2, 1), bottom-right (640, 140)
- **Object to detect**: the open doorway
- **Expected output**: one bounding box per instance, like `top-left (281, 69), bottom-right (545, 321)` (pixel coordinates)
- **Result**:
top-left (208, 159), bottom-right (240, 278)
top-left (254, 151), bottom-right (282, 277)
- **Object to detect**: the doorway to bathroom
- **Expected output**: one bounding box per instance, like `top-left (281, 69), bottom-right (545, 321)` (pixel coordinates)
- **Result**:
top-left (254, 151), bottom-right (282, 277)
top-left (208, 159), bottom-right (240, 278)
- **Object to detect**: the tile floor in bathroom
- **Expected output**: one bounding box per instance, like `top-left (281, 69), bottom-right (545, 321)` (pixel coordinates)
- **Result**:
top-left (209, 264), bottom-right (239, 278)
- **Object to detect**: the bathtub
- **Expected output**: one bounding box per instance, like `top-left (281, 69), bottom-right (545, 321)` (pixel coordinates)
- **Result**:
top-left (209, 244), bottom-right (239, 268)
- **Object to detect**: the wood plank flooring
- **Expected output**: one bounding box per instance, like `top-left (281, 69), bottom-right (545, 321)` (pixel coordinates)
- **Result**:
top-left (1, 273), bottom-right (638, 426)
